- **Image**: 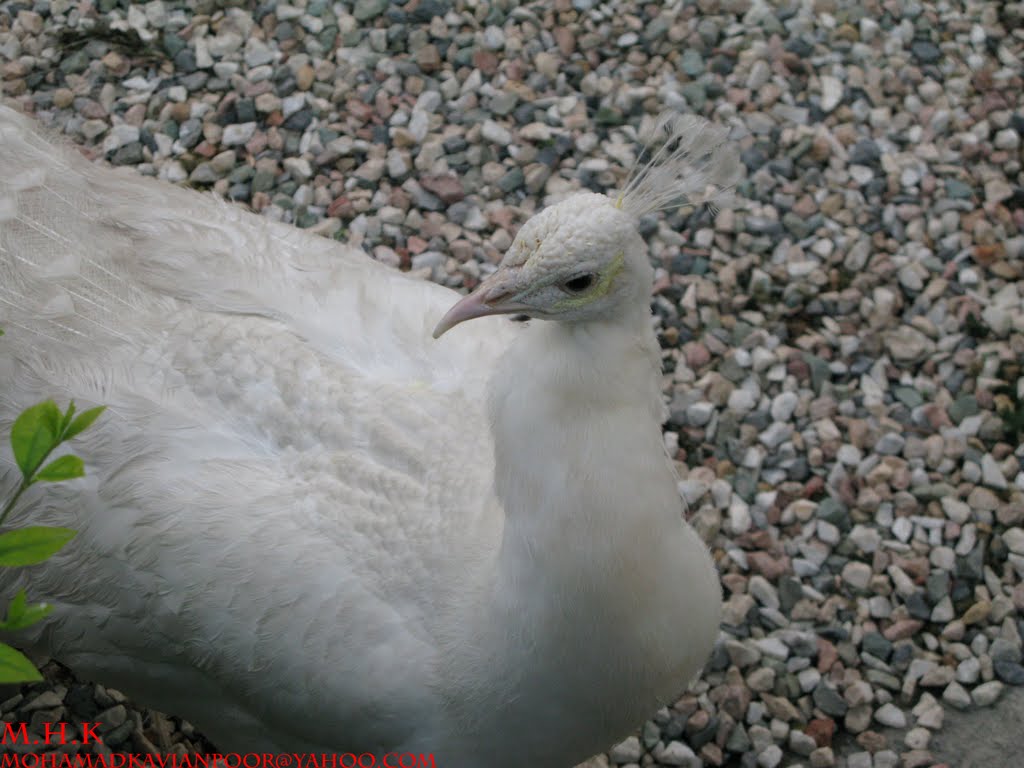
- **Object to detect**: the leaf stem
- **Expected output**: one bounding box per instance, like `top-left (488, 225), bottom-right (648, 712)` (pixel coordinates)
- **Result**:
top-left (0, 480), bottom-right (30, 528)
top-left (1, 445), bottom-right (54, 529)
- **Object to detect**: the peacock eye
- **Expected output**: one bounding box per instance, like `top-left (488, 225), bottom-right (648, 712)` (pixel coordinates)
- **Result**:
top-left (562, 274), bottom-right (596, 294)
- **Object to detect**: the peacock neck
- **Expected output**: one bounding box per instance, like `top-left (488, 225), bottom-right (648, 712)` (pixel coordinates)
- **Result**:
top-left (485, 303), bottom-right (680, 602)
top-left (440, 305), bottom-right (720, 766)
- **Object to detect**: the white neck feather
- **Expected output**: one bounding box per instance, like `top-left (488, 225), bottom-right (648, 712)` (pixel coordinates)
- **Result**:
top-left (441, 276), bottom-right (721, 765)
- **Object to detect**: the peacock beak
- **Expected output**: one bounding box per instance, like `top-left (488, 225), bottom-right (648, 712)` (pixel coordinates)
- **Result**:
top-left (432, 270), bottom-right (530, 339)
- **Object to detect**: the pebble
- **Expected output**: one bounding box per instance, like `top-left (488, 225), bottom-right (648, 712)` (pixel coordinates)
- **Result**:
top-left (819, 76), bottom-right (843, 113)
top-left (971, 681), bottom-right (1005, 707)
top-left (942, 682), bottom-right (972, 710)
top-left (222, 123), bottom-right (256, 146)
top-left (904, 727), bottom-right (930, 750)
top-left (994, 662), bottom-right (1024, 686)
top-left (956, 657), bottom-right (981, 685)
top-left (658, 741), bottom-right (698, 766)
top-left (757, 744), bottom-right (783, 768)
top-left (810, 747), bottom-right (835, 767)
top-left (609, 736), bottom-right (642, 763)
top-left (481, 120), bottom-right (512, 146)
top-left (982, 454), bottom-right (1008, 489)
top-left (841, 562), bottom-right (873, 591)
top-left (874, 703), bottom-right (907, 729)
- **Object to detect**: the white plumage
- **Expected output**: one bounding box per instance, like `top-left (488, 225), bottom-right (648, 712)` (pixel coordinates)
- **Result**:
top-left (0, 105), bottom-right (734, 766)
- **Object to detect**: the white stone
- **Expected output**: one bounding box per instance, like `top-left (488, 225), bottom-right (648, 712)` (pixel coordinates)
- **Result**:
top-left (942, 681), bottom-right (972, 710)
top-left (728, 388), bottom-right (757, 414)
top-left (127, 4), bottom-right (149, 30)
top-left (914, 701), bottom-right (944, 729)
top-left (868, 595), bottom-right (892, 618)
top-left (283, 157), bottom-right (313, 181)
top-left (874, 702), bottom-right (907, 728)
top-left (904, 727), bottom-right (931, 749)
top-left (986, 178), bottom-right (1013, 205)
top-left (908, 659), bottom-right (937, 681)
top-left (941, 497), bottom-right (972, 524)
top-left (842, 561), bottom-right (873, 590)
top-left (686, 402), bottom-right (715, 427)
top-left (820, 75), bottom-right (843, 112)
top-left (658, 740), bottom-right (699, 767)
top-left (817, 520), bottom-right (840, 545)
top-left (994, 128), bottom-right (1020, 150)
top-left (982, 454), bottom-right (1008, 489)
top-left (931, 596), bottom-right (954, 623)
top-left (609, 735), bottom-right (642, 763)
top-left (481, 120), bottom-right (512, 145)
top-left (789, 729), bottom-right (817, 756)
top-left (757, 745), bottom-right (783, 768)
top-left (102, 124), bottom-right (140, 152)
top-left (760, 422), bottom-right (793, 449)
top-left (955, 656), bottom-right (980, 684)
top-left (408, 110), bottom-right (430, 142)
top-left (244, 38), bottom-right (274, 67)
top-left (281, 94), bottom-right (306, 119)
top-left (930, 546), bottom-right (956, 571)
top-left (837, 444), bottom-right (862, 465)
top-left (771, 391), bottom-right (799, 422)
top-left (756, 637), bottom-right (790, 660)
top-left (1004, 528), bottom-right (1024, 555)
top-left (892, 516), bottom-right (913, 542)
top-left (954, 524), bottom-right (977, 556)
top-left (747, 60), bottom-right (771, 89)
top-left (971, 680), bottom-right (1004, 707)
top-left (221, 122), bottom-right (257, 146)
top-left (849, 524), bottom-right (881, 553)
top-left (920, 665), bottom-right (955, 688)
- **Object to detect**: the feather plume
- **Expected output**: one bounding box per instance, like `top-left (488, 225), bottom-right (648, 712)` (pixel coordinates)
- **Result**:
top-left (615, 112), bottom-right (741, 219)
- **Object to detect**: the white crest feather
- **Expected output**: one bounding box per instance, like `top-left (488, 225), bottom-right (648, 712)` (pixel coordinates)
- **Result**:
top-left (616, 112), bottom-right (741, 219)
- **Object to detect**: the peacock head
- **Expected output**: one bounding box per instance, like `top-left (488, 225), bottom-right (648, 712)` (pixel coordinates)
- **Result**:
top-left (432, 113), bottom-right (740, 339)
top-left (433, 193), bottom-right (646, 338)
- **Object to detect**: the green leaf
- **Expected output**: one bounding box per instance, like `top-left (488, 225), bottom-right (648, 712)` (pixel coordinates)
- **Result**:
top-left (62, 405), bottom-right (106, 442)
top-left (58, 401), bottom-right (77, 438)
top-left (0, 590), bottom-right (53, 631)
top-left (11, 603), bottom-right (52, 631)
top-left (10, 401), bottom-right (61, 478)
top-left (0, 643), bottom-right (42, 683)
top-left (34, 455), bottom-right (85, 483)
top-left (6, 589), bottom-right (25, 619)
top-left (0, 527), bottom-right (76, 567)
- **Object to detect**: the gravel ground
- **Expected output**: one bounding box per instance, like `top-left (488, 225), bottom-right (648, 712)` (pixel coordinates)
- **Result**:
top-left (2, 0), bottom-right (1024, 766)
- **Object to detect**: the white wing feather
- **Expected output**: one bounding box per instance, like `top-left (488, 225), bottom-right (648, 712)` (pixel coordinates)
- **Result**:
top-left (0, 105), bottom-right (510, 752)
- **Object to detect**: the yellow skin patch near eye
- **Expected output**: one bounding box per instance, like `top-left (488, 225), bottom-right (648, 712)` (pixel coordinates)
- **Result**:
top-left (552, 251), bottom-right (625, 311)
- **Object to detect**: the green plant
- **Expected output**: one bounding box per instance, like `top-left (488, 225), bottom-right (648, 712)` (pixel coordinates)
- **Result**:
top-left (0, 331), bottom-right (105, 682)
top-left (1, 400), bottom-right (105, 526)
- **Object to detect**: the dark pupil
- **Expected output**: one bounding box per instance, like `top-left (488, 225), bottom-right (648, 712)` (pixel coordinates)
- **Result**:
top-left (565, 274), bottom-right (594, 292)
